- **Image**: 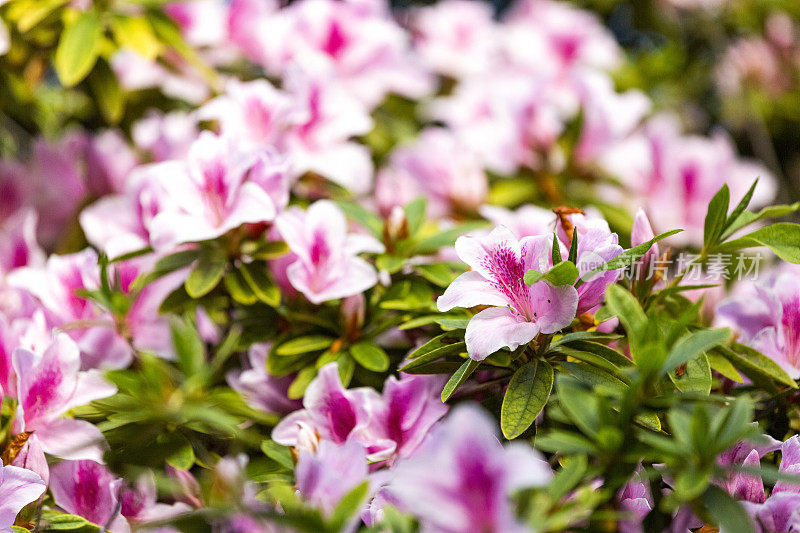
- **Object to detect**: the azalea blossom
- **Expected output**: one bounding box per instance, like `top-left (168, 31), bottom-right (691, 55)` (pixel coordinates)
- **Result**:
top-left (387, 403), bottom-right (552, 533)
top-left (409, 0), bottom-right (499, 79)
top-left (253, 0), bottom-right (433, 107)
top-left (226, 343), bottom-right (302, 415)
top-left (716, 264), bottom-right (800, 379)
top-left (375, 128), bottom-right (488, 219)
top-left (438, 226), bottom-right (579, 360)
top-left (554, 210), bottom-right (623, 315)
top-left (295, 440), bottom-right (371, 518)
top-left (722, 436), bottom-right (800, 532)
top-left (12, 333), bottom-right (117, 463)
top-left (601, 114), bottom-right (776, 246)
top-left (201, 77), bottom-right (374, 193)
top-left (0, 464), bottom-right (46, 533)
top-left (50, 460), bottom-right (129, 532)
top-left (147, 132), bottom-right (290, 251)
top-left (276, 200), bottom-right (383, 305)
top-left (273, 363), bottom-right (446, 463)
top-left (7, 249), bottom-right (133, 369)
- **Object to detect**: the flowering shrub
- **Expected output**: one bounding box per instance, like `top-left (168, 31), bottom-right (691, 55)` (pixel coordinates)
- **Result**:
top-left (0, 0), bottom-right (799, 532)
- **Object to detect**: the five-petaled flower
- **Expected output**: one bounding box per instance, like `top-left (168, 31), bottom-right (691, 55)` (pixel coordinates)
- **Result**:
top-left (438, 226), bottom-right (579, 360)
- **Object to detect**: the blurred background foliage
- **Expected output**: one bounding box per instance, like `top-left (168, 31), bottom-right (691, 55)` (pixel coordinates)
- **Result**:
top-left (1, 0), bottom-right (799, 197)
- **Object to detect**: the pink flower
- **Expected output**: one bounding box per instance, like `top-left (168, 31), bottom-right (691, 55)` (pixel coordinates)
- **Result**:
top-left (631, 208), bottom-right (658, 279)
top-left (0, 464), bottom-right (46, 532)
top-left (376, 128), bottom-right (488, 219)
top-left (573, 71), bottom-right (650, 165)
top-left (272, 363), bottom-right (391, 461)
top-left (479, 204), bottom-right (557, 240)
top-left (273, 363), bottom-right (446, 463)
top-left (12, 333), bottom-right (116, 462)
top-left (201, 77), bottom-right (374, 193)
top-left (132, 110), bottom-right (198, 162)
top-left (428, 72), bottom-right (570, 174)
top-left (254, 0), bottom-right (433, 107)
top-left (0, 209), bottom-right (44, 277)
top-left (716, 264), bottom-right (800, 379)
top-left (501, 0), bottom-right (621, 75)
top-left (601, 115), bottom-right (776, 246)
top-left (276, 200), bottom-right (383, 305)
top-left (387, 404), bottom-right (552, 533)
top-left (50, 460), bottom-right (129, 532)
top-left (555, 211), bottom-right (623, 315)
top-left (410, 0), bottom-right (499, 79)
top-left (147, 132), bottom-right (289, 251)
top-left (226, 343), bottom-right (302, 415)
top-left (295, 440), bottom-right (370, 517)
top-left (438, 226), bottom-right (579, 360)
top-left (119, 470), bottom-right (192, 525)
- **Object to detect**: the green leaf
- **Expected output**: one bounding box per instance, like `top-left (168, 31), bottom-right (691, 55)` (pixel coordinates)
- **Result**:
top-left (239, 261), bottom-right (280, 306)
top-left (54, 9), bottom-right (103, 87)
top-left (669, 353), bottom-right (712, 394)
top-left (336, 201), bottom-right (383, 238)
top-left (166, 436), bottom-right (195, 470)
top-left (405, 333), bottom-right (466, 360)
top-left (376, 254), bottom-right (405, 274)
top-left (349, 342), bottom-right (390, 372)
top-left (721, 202), bottom-right (800, 241)
top-left (715, 222), bottom-right (800, 263)
top-left (276, 336), bottom-right (334, 356)
top-left (170, 317), bottom-right (205, 377)
top-left (40, 510), bottom-right (100, 531)
top-left (261, 440), bottom-right (294, 470)
top-left (702, 485), bottom-right (755, 533)
top-left (329, 481), bottom-right (370, 532)
top-left (661, 328), bottom-right (730, 377)
top-left (548, 455), bottom-right (588, 500)
top-left (551, 233), bottom-right (562, 265)
top-left (525, 261), bottom-right (579, 287)
top-left (415, 263), bottom-right (459, 287)
top-left (535, 430), bottom-right (597, 454)
top-left (288, 366), bottom-right (317, 399)
top-left (603, 285), bottom-right (647, 344)
top-left (88, 59), bottom-right (124, 124)
top-left (550, 331), bottom-right (622, 346)
top-left (404, 197), bottom-right (427, 236)
top-left (337, 352), bottom-right (356, 386)
top-left (568, 229), bottom-right (578, 263)
top-left (413, 222), bottom-right (489, 254)
top-left (704, 183), bottom-right (729, 247)
top-left (500, 359), bottom-right (554, 439)
top-left (560, 362), bottom-right (628, 394)
top-left (110, 15), bottom-right (162, 60)
top-left (224, 269), bottom-right (259, 305)
top-left (721, 343), bottom-right (798, 389)
top-left (723, 179), bottom-right (758, 233)
top-left (441, 359), bottom-right (480, 402)
top-left (243, 240), bottom-right (290, 260)
top-left (584, 229), bottom-right (682, 278)
top-left (544, 260), bottom-right (580, 286)
top-left (706, 350), bottom-right (743, 383)
top-left (185, 246), bottom-right (226, 298)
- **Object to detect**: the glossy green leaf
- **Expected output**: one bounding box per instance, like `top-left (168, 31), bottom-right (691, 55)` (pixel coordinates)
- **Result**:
top-left (501, 359), bottom-right (554, 439)
top-left (239, 261), bottom-right (280, 306)
top-left (441, 359), bottom-right (480, 402)
top-left (185, 246), bottom-right (226, 298)
top-left (54, 9), bottom-right (103, 87)
top-left (349, 342), bottom-right (390, 372)
top-left (276, 336), bottom-right (334, 356)
top-left (716, 222), bottom-right (800, 263)
top-left (704, 183), bottom-right (729, 247)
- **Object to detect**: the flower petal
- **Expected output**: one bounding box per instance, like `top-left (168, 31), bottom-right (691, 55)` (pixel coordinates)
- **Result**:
top-left (465, 307), bottom-right (540, 361)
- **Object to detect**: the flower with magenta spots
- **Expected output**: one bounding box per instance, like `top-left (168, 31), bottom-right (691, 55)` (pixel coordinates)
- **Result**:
top-left (438, 226), bottom-right (579, 361)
